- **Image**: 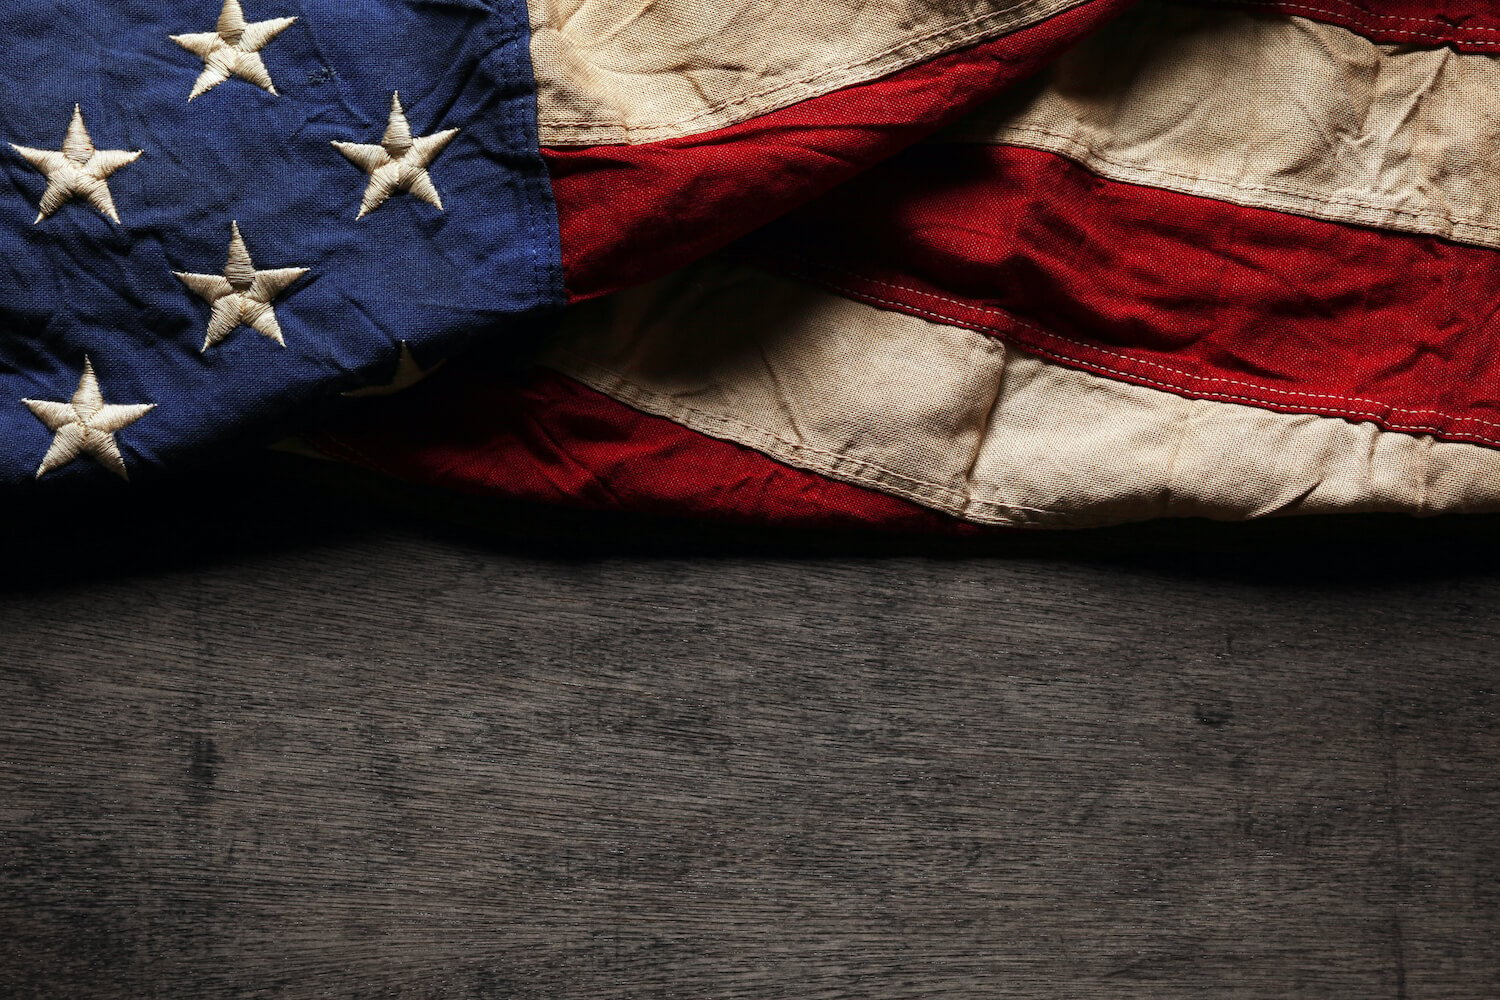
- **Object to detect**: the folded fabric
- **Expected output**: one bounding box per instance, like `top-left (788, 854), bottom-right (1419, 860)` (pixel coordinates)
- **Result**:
top-left (314, 0), bottom-right (1500, 529)
top-left (14, 0), bottom-right (1500, 532)
top-left (0, 0), bottom-right (1121, 486)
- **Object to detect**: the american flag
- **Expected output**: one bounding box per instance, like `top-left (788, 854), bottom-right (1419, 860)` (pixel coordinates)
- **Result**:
top-left (9, 0), bottom-right (1497, 530)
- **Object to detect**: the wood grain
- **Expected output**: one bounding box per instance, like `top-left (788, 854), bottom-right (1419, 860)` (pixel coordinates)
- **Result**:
top-left (1, 459), bottom-right (1497, 998)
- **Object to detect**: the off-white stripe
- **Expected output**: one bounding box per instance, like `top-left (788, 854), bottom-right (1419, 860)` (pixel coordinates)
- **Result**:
top-left (544, 262), bottom-right (1500, 528)
top-left (530, 0), bottom-right (1087, 146)
top-left (944, 0), bottom-right (1500, 250)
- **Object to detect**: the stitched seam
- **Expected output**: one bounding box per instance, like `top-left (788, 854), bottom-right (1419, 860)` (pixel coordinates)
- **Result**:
top-left (1016, 343), bottom-right (1500, 447)
top-left (1217, 0), bottom-right (1500, 42)
top-left (314, 403), bottom-right (952, 521)
top-left (539, 0), bottom-right (1080, 135)
top-left (991, 126), bottom-right (1500, 236)
top-left (317, 370), bottom-right (1059, 526)
top-left (572, 370), bottom-right (1066, 525)
top-left (772, 262), bottom-right (1500, 446)
top-left (551, 354), bottom-right (1081, 520)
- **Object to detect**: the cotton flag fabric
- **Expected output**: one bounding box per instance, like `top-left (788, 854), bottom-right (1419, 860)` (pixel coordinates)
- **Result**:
top-left (310, 0), bottom-right (1500, 529)
top-left (0, 0), bottom-right (1124, 487)
top-left (10, 1), bottom-right (1500, 531)
top-left (2, 0), bottom-right (560, 484)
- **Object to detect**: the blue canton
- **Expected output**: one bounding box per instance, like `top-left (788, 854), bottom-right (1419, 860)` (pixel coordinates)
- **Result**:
top-left (0, 0), bottom-right (563, 483)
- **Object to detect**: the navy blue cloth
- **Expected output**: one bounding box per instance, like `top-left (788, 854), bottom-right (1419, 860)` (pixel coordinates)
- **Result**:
top-left (0, 0), bottom-right (562, 483)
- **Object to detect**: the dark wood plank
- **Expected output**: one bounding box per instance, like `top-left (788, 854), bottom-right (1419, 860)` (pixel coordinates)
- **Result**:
top-left (1, 460), bottom-right (1497, 998)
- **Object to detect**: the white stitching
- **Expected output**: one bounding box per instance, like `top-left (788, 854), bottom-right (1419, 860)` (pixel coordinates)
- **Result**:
top-left (551, 354), bottom-right (1087, 523)
top-left (775, 261), bottom-right (1500, 447)
top-left (1219, 0), bottom-right (1500, 45)
top-left (556, 355), bottom-right (1055, 510)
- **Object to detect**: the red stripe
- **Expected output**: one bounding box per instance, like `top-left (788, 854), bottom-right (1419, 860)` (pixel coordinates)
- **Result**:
top-left (544, 0), bottom-right (1133, 303)
top-left (311, 365), bottom-right (963, 531)
top-left (1209, 0), bottom-right (1500, 51)
top-left (743, 144), bottom-right (1500, 448)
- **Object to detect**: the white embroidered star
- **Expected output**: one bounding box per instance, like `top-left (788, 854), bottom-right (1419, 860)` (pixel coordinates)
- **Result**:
top-left (174, 221), bottom-right (308, 351)
top-left (170, 0), bottom-right (297, 101)
top-left (10, 106), bottom-right (142, 224)
top-left (342, 342), bottom-right (446, 397)
top-left (23, 357), bottom-right (155, 480)
top-left (332, 92), bottom-right (460, 218)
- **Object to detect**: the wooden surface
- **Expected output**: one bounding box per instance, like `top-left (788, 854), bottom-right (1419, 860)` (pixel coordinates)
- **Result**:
top-left (2, 457), bottom-right (1498, 998)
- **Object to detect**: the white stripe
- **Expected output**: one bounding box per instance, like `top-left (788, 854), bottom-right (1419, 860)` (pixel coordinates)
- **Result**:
top-left (530, 0), bottom-right (1087, 145)
top-left (945, 0), bottom-right (1500, 250)
top-left (546, 262), bottom-right (1500, 528)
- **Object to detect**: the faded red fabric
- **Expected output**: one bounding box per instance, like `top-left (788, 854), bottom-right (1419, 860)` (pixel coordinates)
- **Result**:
top-left (745, 144), bottom-right (1500, 448)
top-left (312, 1), bottom-right (1143, 524)
top-left (311, 367), bottom-right (960, 530)
top-left (544, 0), bottom-right (1135, 302)
top-left (1216, 0), bottom-right (1500, 50)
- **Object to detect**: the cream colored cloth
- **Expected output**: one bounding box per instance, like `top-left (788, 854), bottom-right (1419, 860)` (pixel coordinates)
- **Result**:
top-left (530, 0), bottom-right (1087, 145)
top-left (546, 262), bottom-right (1500, 528)
top-left (947, 0), bottom-right (1500, 249)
